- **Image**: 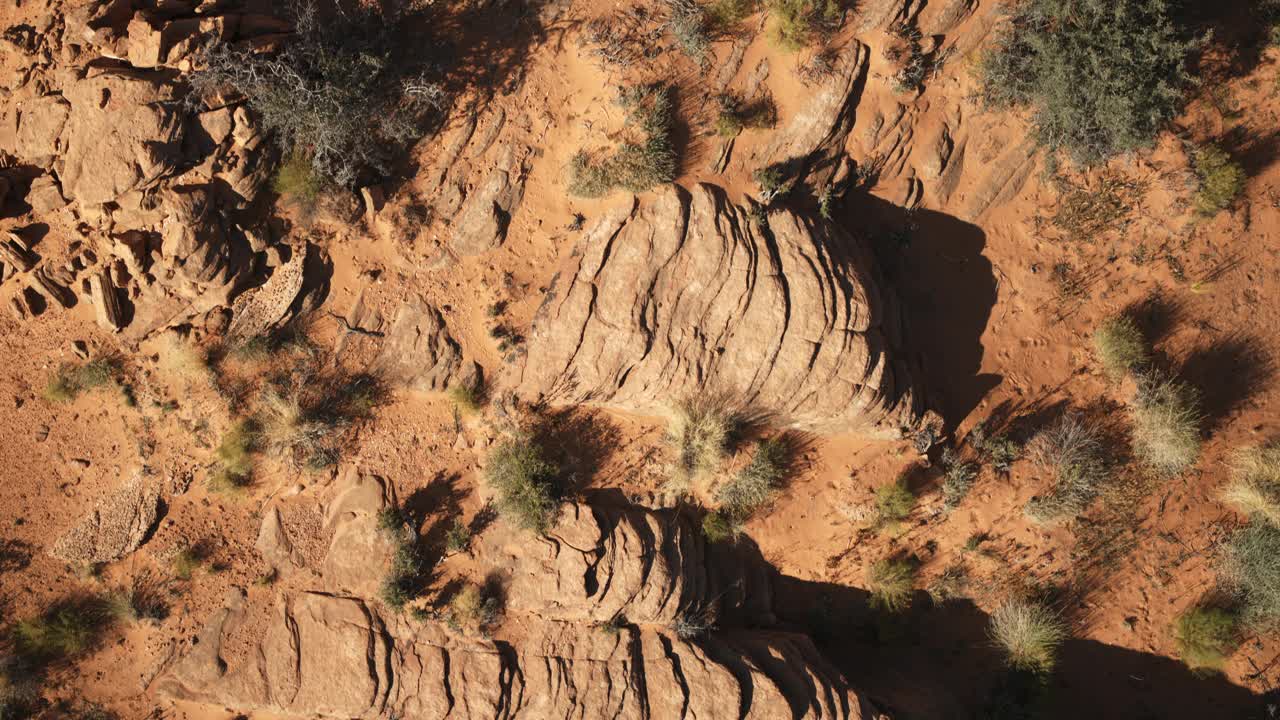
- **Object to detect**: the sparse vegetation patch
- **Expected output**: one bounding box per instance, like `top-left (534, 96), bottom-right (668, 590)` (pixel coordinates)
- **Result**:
top-left (1093, 315), bottom-right (1149, 380)
top-left (979, 0), bottom-right (1197, 164)
top-left (1224, 522), bottom-right (1280, 629)
top-left (569, 84), bottom-right (677, 197)
top-left (1221, 445), bottom-right (1280, 526)
top-left (1192, 144), bottom-right (1246, 216)
top-left (713, 437), bottom-right (790, 535)
top-left (868, 557), bottom-right (915, 612)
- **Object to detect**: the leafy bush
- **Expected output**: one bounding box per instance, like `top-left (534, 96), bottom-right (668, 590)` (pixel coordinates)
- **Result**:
top-left (569, 84), bottom-right (676, 197)
top-left (1173, 605), bottom-right (1239, 671)
top-left (1130, 372), bottom-right (1202, 476)
top-left (989, 600), bottom-right (1066, 672)
top-left (447, 378), bottom-right (485, 414)
top-left (1192, 144), bottom-right (1246, 216)
top-left (1221, 445), bottom-right (1280, 526)
top-left (707, 0), bottom-right (757, 30)
top-left (191, 1), bottom-right (444, 188)
top-left (1093, 315), bottom-right (1149, 380)
top-left (766, 0), bottom-right (841, 51)
top-left (753, 162), bottom-right (795, 202)
top-left (445, 518), bottom-right (472, 554)
top-left (868, 557), bottom-right (915, 612)
top-left (1023, 414), bottom-right (1110, 524)
top-left (874, 477), bottom-right (915, 526)
top-left (979, 0), bottom-right (1197, 165)
top-left (485, 437), bottom-right (559, 533)
top-left (1224, 522), bottom-right (1280, 628)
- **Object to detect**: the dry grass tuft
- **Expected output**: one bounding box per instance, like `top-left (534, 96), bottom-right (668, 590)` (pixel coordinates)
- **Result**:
top-left (1130, 372), bottom-right (1202, 476)
top-left (989, 600), bottom-right (1066, 672)
top-left (1093, 315), bottom-right (1148, 380)
top-left (1220, 444), bottom-right (1280, 525)
top-left (1024, 414), bottom-right (1111, 524)
top-left (666, 394), bottom-right (739, 494)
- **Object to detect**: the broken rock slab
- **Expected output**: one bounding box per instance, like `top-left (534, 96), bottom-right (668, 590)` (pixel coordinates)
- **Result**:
top-left (49, 472), bottom-right (160, 564)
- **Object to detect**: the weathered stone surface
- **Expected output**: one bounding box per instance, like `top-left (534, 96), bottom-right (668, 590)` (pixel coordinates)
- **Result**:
top-left (513, 183), bottom-right (928, 436)
top-left (49, 472), bottom-right (159, 564)
top-left (374, 299), bottom-right (472, 392)
top-left (157, 590), bottom-right (883, 719)
top-left (320, 467), bottom-right (398, 596)
top-left (225, 244), bottom-right (306, 342)
top-left (4, 95), bottom-right (70, 168)
top-left (54, 68), bottom-right (185, 205)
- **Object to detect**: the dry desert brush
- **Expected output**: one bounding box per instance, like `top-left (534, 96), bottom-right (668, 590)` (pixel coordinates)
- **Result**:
top-left (42, 359), bottom-right (123, 404)
top-left (989, 600), bottom-right (1066, 673)
top-left (713, 436), bottom-right (792, 534)
top-left (665, 394), bottom-right (741, 493)
top-left (1223, 521), bottom-right (1280, 629)
top-left (766, 0), bottom-right (842, 51)
top-left (980, 0), bottom-right (1198, 165)
top-left (569, 84), bottom-right (677, 197)
top-left (874, 476), bottom-right (915, 528)
top-left (1130, 372), bottom-right (1202, 476)
top-left (485, 435), bottom-right (559, 533)
top-left (1023, 414), bottom-right (1111, 524)
top-left (1173, 605), bottom-right (1239, 671)
top-left (1220, 444), bottom-right (1280, 526)
top-left (10, 594), bottom-right (116, 671)
top-left (191, 0), bottom-right (445, 188)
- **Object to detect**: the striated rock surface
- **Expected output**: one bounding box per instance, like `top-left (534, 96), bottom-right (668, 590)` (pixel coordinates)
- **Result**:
top-left (166, 495), bottom-right (886, 718)
top-left (49, 472), bottom-right (159, 564)
top-left (490, 502), bottom-right (774, 626)
top-left (513, 183), bottom-right (929, 436)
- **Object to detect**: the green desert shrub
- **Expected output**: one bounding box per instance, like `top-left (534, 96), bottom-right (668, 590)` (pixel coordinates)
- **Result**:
top-left (766, 0), bottom-right (841, 50)
top-left (1223, 522), bottom-right (1280, 628)
top-left (1173, 605), bottom-right (1239, 671)
top-left (209, 420), bottom-right (256, 493)
top-left (714, 94), bottom-right (777, 137)
top-left (702, 511), bottom-right (734, 543)
top-left (447, 378), bottom-right (485, 414)
top-left (707, 0), bottom-right (757, 30)
top-left (191, 0), bottom-right (444, 187)
top-left (717, 438), bottom-right (787, 517)
top-left (753, 162), bottom-right (795, 202)
top-left (1192, 144), bottom-right (1246, 216)
top-left (485, 436), bottom-right (559, 533)
top-left (1220, 445), bottom-right (1280, 526)
top-left (979, 0), bottom-right (1198, 165)
top-left (665, 0), bottom-right (711, 61)
top-left (12, 595), bottom-right (114, 667)
top-left (42, 359), bottom-right (119, 403)
top-left (940, 448), bottom-right (978, 511)
top-left (868, 557), bottom-right (915, 612)
top-left (1093, 315), bottom-right (1149, 380)
top-left (969, 421), bottom-right (1021, 473)
top-left (1130, 373), bottom-right (1202, 476)
top-left (989, 600), bottom-right (1066, 672)
top-left (172, 545), bottom-right (206, 581)
top-left (874, 477), bottom-right (915, 526)
top-left (273, 151), bottom-right (322, 201)
top-left (376, 508), bottom-right (425, 611)
top-left (1024, 414), bottom-right (1110, 524)
top-left (569, 84), bottom-right (676, 197)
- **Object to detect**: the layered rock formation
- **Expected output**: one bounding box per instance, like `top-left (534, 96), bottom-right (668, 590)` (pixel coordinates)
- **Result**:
top-left (165, 484), bottom-right (887, 719)
top-left (512, 183), bottom-right (929, 437)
